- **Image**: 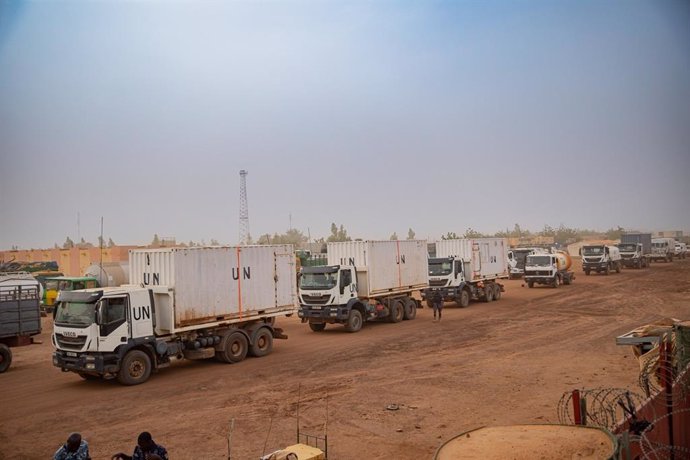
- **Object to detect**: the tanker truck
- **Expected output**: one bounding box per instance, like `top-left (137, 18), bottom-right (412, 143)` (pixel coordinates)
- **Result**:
top-left (52, 245), bottom-right (297, 385)
top-left (580, 244), bottom-right (622, 275)
top-left (83, 262), bottom-right (129, 287)
top-left (524, 251), bottom-right (575, 288)
top-left (298, 240), bottom-right (427, 333)
top-left (422, 238), bottom-right (509, 307)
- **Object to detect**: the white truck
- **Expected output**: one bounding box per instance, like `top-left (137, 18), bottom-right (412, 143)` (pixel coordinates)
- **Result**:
top-left (298, 240), bottom-right (427, 332)
top-left (507, 247), bottom-right (548, 279)
top-left (524, 251), bottom-right (575, 288)
top-left (52, 245), bottom-right (297, 385)
top-left (650, 238), bottom-right (675, 263)
top-left (580, 245), bottom-right (622, 275)
top-left (421, 238), bottom-right (509, 307)
top-left (674, 242), bottom-right (687, 260)
top-left (1, 272), bottom-right (42, 373)
top-left (617, 233), bottom-right (652, 269)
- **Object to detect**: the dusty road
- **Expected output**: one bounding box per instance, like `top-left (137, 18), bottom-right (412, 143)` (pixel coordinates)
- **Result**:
top-left (1, 258), bottom-right (689, 459)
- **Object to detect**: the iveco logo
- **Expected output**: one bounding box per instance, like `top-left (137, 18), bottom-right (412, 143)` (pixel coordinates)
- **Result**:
top-left (62, 331), bottom-right (77, 337)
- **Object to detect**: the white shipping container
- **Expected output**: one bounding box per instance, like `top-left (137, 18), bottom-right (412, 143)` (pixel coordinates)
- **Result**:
top-left (130, 245), bottom-right (297, 327)
top-left (327, 240), bottom-right (428, 297)
top-left (435, 238), bottom-right (509, 282)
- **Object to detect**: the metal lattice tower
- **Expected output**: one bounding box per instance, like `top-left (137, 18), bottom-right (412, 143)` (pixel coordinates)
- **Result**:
top-left (239, 170), bottom-right (250, 244)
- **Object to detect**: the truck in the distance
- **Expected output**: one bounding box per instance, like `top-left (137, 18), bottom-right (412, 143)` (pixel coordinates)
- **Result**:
top-left (650, 238), bottom-right (675, 263)
top-left (580, 245), bottom-right (622, 275)
top-left (524, 251), bottom-right (575, 288)
top-left (52, 245), bottom-right (297, 385)
top-left (617, 233), bottom-right (651, 269)
top-left (298, 240), bottom-right (427, 332)
top-left (507, 247), bottom-right (547, 279)
top-left (1, 272), bottom-right (42, 373)
top-left (674, 242), bottom-right (687, 260)
top-left (422, 238), bottom-right (509, 307)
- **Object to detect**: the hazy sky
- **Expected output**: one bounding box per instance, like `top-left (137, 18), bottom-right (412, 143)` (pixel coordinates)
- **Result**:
top-left (1, 0), bottom-right (689, 249)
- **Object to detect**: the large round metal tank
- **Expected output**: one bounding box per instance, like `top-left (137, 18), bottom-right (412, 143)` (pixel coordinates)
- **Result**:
top-left (84, 262), bottom-right (129, 287)
top-left (434, 425), bottom-right (617, 460)
top-left (555, 251), bottom-right (572, 271)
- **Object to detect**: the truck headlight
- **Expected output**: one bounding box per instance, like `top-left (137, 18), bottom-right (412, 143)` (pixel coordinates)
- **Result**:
top-left (85, 363), bottom-right (96, 370)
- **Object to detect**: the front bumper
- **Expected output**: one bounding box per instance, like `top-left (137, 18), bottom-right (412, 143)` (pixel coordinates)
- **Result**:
top-left (582, 262), bottom-right (608, 269)
top-left (53, 350), bottom-right (118, 375)
top-left (298, 305), bottom-right (349, 322)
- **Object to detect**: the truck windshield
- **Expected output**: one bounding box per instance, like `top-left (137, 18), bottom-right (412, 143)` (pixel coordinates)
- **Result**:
top-left (428, 260), bottom-right (453, 276)
top-left (54, 302), bottom-right (96, 326)
top-left (527, 255), bottom-right (551, 267)
top-left (582, 247), bottom-right (604, 256)
top-left (300, 272), bottom-right (338, 290)
top-left (617, 244), bottom-right (637, 252)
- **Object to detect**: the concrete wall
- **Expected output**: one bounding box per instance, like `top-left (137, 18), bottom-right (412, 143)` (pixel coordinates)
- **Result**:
top-left (0, 246), bottom-right (138, 276)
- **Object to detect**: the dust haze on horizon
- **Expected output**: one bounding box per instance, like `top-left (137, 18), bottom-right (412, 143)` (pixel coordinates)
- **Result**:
top-left (1, 1), bottom-right (689, 249)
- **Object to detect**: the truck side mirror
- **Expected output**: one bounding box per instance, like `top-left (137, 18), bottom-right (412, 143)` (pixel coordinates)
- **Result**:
top-left (95, 301), bottom-right (104, 325)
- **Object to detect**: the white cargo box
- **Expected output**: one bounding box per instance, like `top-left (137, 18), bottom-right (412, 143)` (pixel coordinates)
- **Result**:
top-left (130, 245), bottom-right (297, 328)
top-left (327, 240), bottom-right (428, 297)
top-left (435, 238), bottom-right (509, 282)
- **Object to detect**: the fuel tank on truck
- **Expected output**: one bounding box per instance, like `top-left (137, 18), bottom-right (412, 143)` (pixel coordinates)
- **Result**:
top-left (554, 251), bottom-right (572, 271)
top-left (83, 262), bottom-right (129, 287)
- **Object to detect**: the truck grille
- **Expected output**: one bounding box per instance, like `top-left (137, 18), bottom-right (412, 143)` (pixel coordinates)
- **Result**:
top-left (526, 271), bottom-right (551, 276)
top-left (301, 294), bottom-right (332, 306)
top-left (621, 254), bottom-right (634, 259)
top-left (429, 279), bottom-right (448, 287)
top-left (55, 334), bottom-right (87, 350)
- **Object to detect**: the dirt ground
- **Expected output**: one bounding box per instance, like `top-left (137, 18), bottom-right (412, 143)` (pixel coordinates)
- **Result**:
top-left (1, 258), bottom-right (689, 459)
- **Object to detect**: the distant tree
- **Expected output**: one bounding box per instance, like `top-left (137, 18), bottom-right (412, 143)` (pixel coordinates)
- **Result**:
top-left (11, 245), bottom-right (19, 250)
top-left (53, 243), bottom-right (60, 249)
top-left (63, 237), bottom-right (75, 249)
top-left (107, 238), bottom-right (115, 248)
top-left (441, 232), bottom-right (459, 240)
top-left (151, 234), bottom-right (161, 246)
top-left (188, 240), bottom-right (195, 247)
top-left (407, 228), bottom-right (416, 240)
top-left (539, 225), bottom-right (555, 237)
top-left (210, 238), bottom-right (220, 246)
top-left (463, 228), bottom-right (484, 238)
top-left (605, 226), bottom-right (625, 241)
top-left (327, 223), bottom-right (351, 242)
top-left (390, 232), bottom-right (398, 240)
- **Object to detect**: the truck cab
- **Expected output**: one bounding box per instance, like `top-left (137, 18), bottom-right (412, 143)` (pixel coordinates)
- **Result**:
top-left (52, 287), bottom-right (160, 380)
top-left (524, 253), bottom-right (574, 288)
top-left (616, 242), bottom-right (647, 268)
top-left (507, 248), bottom-right (545, 279)
top-left (421, 257), bottom-right (467, 305)
top-left (651, 238), bottom-right (675, 263)
top-left (298, 265), bottom-right (366, 332)
top-left (580, 245), bottom-right (621, 275)
top-left (674, 242), bottom-right (687, 259)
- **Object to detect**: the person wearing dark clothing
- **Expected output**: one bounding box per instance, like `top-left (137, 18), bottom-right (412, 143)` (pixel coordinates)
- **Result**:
top-left (111, 432), bottom-right (168, 460)
top-left (432, 290), bottom-right (443, 321)
top-left (54, 433), bottom-right (90, 460)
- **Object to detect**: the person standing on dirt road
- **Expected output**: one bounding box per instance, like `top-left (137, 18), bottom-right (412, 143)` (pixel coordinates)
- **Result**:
top-left (432, 290), bottom-right (443, 321)
top-left (54, 432), bottom-right (90, 460)
top-left (111, 432), bottom-right (168, 460)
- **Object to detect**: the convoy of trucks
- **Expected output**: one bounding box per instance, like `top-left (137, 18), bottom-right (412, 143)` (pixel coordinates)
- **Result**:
top-left (524, 251), bottom-right (575, 288)
top-left (0, 272), bottom-right (42, 373)
top-left (580, 244), bottom-right (622, 275)
top-left (52, 245), bottom-right (297, 385)
top-left (422, 238), bottom-right (509, 307)
top-left (298, 240), bottom-right (427, 332)
top-left (650, 238), bottom-right (676, 263)
top-left (617, 233), bottom-right (652, 269)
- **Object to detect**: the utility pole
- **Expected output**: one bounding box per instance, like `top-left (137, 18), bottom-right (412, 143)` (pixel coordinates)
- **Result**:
top-left (239, 170), bottom-right (250, 245)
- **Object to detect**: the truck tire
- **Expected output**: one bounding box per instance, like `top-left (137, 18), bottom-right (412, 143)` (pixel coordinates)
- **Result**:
top-left (492, 284), bottom-right (501, 300)
top-left (117, 350), bottom-right (152, 385)
top-left (615, 262), bottom-right (621, 273)
top-left (425, 299), bottom-right (433, 309)
top-left (604, 265), bottom-right (610, 275)
top-left (402, 298), bottom-right (417, 320)
top-left (0, 344), bottom-right (12, 373)
top-left (344, 310), bottom-right (363, 332)
top-left (309, 322), bottom-right (326, 332)
top-left (584, 269), bottom-right (590, 276)
top-left (457, 289), bottom-right (470, 308)
top-left (563, 274), bottom-right (571, 285)
top-left (217, 331), bottom-right (249, 363)
top-left (527, 281), bottom-right (534, 288)
top-left (249, 327), bottom-right (273, 357)
top-left (483, 286), bottom-right (494, 302)
top-left (388, 300), bottom-right (404, 323)
top-left (551, 276), bottom-right (559, 288)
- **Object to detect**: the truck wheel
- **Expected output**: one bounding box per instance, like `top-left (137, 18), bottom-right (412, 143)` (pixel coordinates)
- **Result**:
top-left (402, 298), bottom-right (417, 320)
top-left (0, 344), bottom-right (12, 373)
top-left (604, 265), bottom-right (610, 275)
top-left (217, 331), bottom-right (249, 363)
top-left (425, 299), bottom-right (433, 309)
top-left (492, 284), bottom-right (501, 300)
top-left (457, 289), bottom-right (470, 308)
top-left (117, 350), bottom-right (152, 385)
top-left (615, 263), bottom-right (621, 273)
top-left (388, 300), bottom-right (404, 323)
top-left (309, 322), bottom-right (326, 332)
top-left (552, 276), bottom-right (559, 288)
top-left (344, 310), bottom-right (363, 332)
top-left (250, 327), bottom-right (273, 357)
top-left (483, 286), bottom-right (494, 302)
